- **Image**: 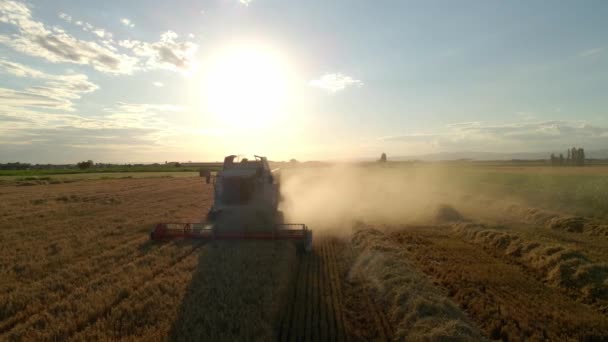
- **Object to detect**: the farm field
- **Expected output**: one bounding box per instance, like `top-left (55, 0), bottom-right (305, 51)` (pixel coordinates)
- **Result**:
top-left (1, 165), bottom-right (607, 340)
top-left (0, 171), bottom-right (199, 182)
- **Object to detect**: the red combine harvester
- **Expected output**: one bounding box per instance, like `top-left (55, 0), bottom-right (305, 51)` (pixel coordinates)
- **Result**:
top-left (150, 155), bottom-right (313, 253)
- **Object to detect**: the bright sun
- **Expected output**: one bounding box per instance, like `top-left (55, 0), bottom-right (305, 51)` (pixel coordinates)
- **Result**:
top-left (203, 45), bottom-right (290, 128)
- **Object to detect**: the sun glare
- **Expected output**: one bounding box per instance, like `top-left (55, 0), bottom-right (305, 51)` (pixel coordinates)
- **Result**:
top-left (202, 45), bottom-right (291, 129)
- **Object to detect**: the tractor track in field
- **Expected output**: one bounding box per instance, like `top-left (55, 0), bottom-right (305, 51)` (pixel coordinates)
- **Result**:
top-left (1, 241), bottom-right (204, 340)
top-left (278, 238), bottom-right (391, 342)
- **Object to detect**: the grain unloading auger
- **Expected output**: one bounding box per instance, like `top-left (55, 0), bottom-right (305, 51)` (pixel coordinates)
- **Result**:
top-left (150, 155), bottom-right (313, 253)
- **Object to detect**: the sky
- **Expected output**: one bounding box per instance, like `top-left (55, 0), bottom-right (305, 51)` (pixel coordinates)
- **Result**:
top-left (1, 0), bottom-right (607, 163)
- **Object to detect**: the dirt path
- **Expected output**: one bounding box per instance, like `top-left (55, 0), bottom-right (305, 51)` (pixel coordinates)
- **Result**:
top-left (387, 225), bottom-right (608, 340)
top-left (278, 237), bottom-right (392, 342)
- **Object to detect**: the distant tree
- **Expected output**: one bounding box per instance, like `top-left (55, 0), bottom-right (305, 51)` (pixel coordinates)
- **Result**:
top-left (559, 153), bottom-right (564, 165)
top-left (567, 149), bottom-right (571, 164)
top-left (174, 162), bottom-right (181, 167)
top-left (575, 148), bottom-right (585, 166)
top-left (289, 158), bottom-right (298, 163)
top-left (572, 147), bottom-right (578, 166)
top-left (76, 160), bottom-right (94, 169)
top-left (550, 153), bottom-right (557, 166)
top-left (379, 152), bottom-right (387, 163)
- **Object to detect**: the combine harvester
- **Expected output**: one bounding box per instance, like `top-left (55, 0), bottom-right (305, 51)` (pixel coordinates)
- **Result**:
top-left (150, 155), bottom-right (313, 252)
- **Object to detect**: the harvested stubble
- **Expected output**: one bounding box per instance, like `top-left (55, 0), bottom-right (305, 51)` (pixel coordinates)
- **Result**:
top-left (452, 222), bottom-right (608, 308)
top-left (169, 240), bottom-right (296, 342)
top-left (351, 226), bottom-right (486, 341)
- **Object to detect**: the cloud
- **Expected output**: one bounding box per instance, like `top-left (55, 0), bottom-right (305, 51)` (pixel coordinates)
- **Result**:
top-left (382, 121), bottom-right (608, 152)
top-left (58, 12), bottom-right (72, 23)
top-left (119, 31), bottom-right (198, 72)
top-left (0, 1), bottom-right (137, 74)
top-left (309, 73), bottom-right (363, 93)
top-left (153, 81), bottom-right (164, 87)
top-left (98, 102), bottom-right (186, 132)
top-left (0, 58), bottom-right (98, 111)
top-left (120, 18), bottom-right (135, 28)
top-left (239, 0), bottom-right (253, 6)
top-left (92, 29), bottom-right (108, 38)
top-left (1, 2), bottom-right (198, 75)
top-left (109, 102), bottom-right (185, 114)
top-left (57, 11), bottom-right (112, 39)
top-left (0, 125), bottom-right (162, 163)
top-left (579, 47), bottom-right (604, 58)
top-left (516, 111), bottom-right (536, 121)
top-left (0, 99), bottom-right (191, 163)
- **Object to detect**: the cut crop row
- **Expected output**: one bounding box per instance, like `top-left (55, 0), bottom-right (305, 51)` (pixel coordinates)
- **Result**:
top-left (351, 225), bottom-right (486, 341)
top-left (451, 222), bottom-right (608, 311)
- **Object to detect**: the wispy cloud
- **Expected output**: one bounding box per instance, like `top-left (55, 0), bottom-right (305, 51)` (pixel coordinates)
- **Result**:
top-left (119, 31), bottom-right (198, 72)
top-left (108, 102), bottom-right (185, 114)
top-left (0, 2), bottom-right (198, 75)
top-left (0, 58), bottom-right (98, 111)
top-left (0, 99), bottom-right (191, 162)
top-left (309, 73), bottom-right (363, 93)
top-left (58, 12), bottom-right (72, 23)
top-left (579, 47), bottom-right (604, 58)
top-left (153, 81), bottom-right (164, 87)
top-left (0, 1), bottom-right (136, 74)
top-left (381, 121), bottom-right (608, 152)
top-left (57, 11), bottom-right (112, 39)
top-left (120, 18), bottom-right (135, 28)
top-left (239, 0), bottom-right (253, 6)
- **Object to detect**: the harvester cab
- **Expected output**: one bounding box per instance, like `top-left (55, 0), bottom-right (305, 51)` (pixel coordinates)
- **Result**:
top-left (150, 155), bottom-right (313, 253)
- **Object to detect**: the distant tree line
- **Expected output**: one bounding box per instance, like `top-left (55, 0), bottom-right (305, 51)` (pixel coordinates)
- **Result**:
top-left (0, 162), bottom-right (171, 170)
top-left (0, 162), bottom-right (73, 170)
top-left (550, 147), bottom-right (586, 166)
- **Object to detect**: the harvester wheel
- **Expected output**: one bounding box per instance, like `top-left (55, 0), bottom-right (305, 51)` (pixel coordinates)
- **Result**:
top-left (296, 230), bottom-right (313, 254)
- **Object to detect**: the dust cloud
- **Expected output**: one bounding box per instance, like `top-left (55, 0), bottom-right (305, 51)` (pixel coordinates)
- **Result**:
top-left (279, 164), bottom-right (462, 234)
